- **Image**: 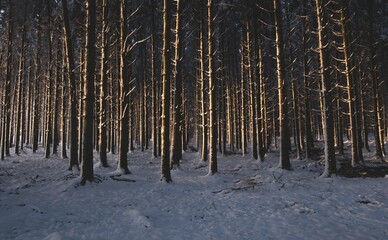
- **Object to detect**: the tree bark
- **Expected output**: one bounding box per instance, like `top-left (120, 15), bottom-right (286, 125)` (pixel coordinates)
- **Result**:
top-left (151, 0), bottom-right (158, 158)
top-left (15, 13), bottom-right (26, 155)
top-left (171, 0), bottom-right (184, 169)
top-left (62, 0), bottom-right (79, 170)
top-left (61, 42), bottom-right (68, 159)
top-left (81, 0), bottom-right (97, 183)
top-left (1, 1), bottom-right (13, 159)
top-left (160, 0), bottom-right (172, 182)
top-left (245, 19), bottom-right (258, 160)
top-left (208, 0), bottom-right (217, 174)
top-left (316, 0), bottom-right (336, 177)
top-left (45, 0), bottom-right (53, 159)
top-left (99, 0), bottom-right (109, 167)
top-left (302, 0), bottom-right (313, 159)
top-left (368, 0), bottom-right (383, 160)
top-left (199, 0), bottom-right (208, 162)
top-left (118, 0), bottom-right (130, 174)
top-left (339, 0), bottom-right (359, 166)
top-left (274, 0), bottom-right (291, 169)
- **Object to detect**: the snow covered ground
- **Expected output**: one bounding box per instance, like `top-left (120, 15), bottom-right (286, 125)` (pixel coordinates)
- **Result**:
top-left (0, 144), bottom-right (387, 240)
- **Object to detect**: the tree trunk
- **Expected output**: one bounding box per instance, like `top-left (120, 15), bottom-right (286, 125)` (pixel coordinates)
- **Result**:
top-left (199, 0), bottom-right (208, 162)
top-left (302, 0), bottom-right (313, 159)
top-left (118, 0), bottom-right (130, 174)
top-left (339, 0), bottom-right (359, 166)
top-left (53, 38), bottom-right (61, 155)
top-left (368, 0), bottom-right (383, 160)
top-left (81, 0), bottom-right (97, 183)
top-left (151, 0), bottom-right (158, 158)
top-left (25, 58), bottom-right (33, 147)
top-left (208, 0), bottom-right (217, 174)
top-left (45, 0), bottom-right (53, 159)
top-left (62, 0), bottom-right (79, 170)
top-left (171, 0), bottom-right (184, 169)
top-left (316, 0), bottom-right (336, 177)
top-left (274, 0), bottom-right (291, 169)
top-left (78, 48), bottom-right (84, 163)
top-left (245, 20), bottom-right (258, 160)
top-left (160, 0), bottom-right (172, 182)
top-left (15, 14), bottom-right (26, 155)
top-left (253, 17), bottom-right (265, 162)
top-left (99, 0), bottom-right (109, 167)
top-left (61, 43), bottom-right (68, 159)
top-left (240, 37), bottom-right (246, 156)
top-left (1, 1), bottom-right (13, 159)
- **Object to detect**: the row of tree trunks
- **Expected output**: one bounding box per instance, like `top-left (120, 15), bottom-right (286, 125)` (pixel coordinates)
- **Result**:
top-left (1, 1), bottom-right (13, 160)
top-left (1, 0), bottom-right (387, 182)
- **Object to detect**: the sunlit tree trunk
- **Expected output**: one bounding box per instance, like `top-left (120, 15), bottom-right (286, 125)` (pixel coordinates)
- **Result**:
top-left (171, 0), bottom-right (184, 169)
top-left (339, 0), bottom-right (360, 166)
top-left (151, 0), bottom-right (158, 158)
top-left (199, 0), bottom-right (208, 162)
top-left (316, 0), bottom-right (336, 177)
top-left (207, 0), bottom-right (217, 174)
top-left (118, 0), bottom-right (130, 174)
top-left (99, 0), bottom-right (109, 167)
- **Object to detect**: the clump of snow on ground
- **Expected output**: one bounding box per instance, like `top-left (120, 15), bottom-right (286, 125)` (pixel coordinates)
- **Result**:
top-left (0, 145), bottom-right (387, 240)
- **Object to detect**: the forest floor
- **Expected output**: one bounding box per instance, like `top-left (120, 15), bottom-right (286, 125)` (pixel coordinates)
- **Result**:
top-left (0, 142), bottom-right (387, 240)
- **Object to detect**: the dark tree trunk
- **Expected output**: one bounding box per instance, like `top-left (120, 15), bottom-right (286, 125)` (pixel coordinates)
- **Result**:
top-left (160, 0), bottom-right (172, 182)
top-left (61, 43), bottom-right (68, 159)
top-left (171, 0), bottom-right (184, 169)
top-left (45, 0), bottom-right (53, 159)
top-left (245, 19), bottom-right (258, 160)
top-left (368, 1), bottom-right (384, 160)
top-left (2, 1), bottom-right (13, 159)
top-left (53, 38), bottom-right (61, 155)
top-left (15, 13), bottom-right (26, 155)
top-left (302, 0), bottom-right (313, 159)
top-left (274, 0), bottom-right (291, 169)
top-left (81, 0), bottom-right (97, 183)
top-left (62, 0), bottom-right (79, 170)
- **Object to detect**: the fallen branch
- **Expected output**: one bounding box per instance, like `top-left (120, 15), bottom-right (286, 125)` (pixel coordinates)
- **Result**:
top-left (110, 176), bottom-right (136, 182)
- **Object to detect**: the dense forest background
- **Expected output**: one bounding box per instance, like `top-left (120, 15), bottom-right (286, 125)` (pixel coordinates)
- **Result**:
top-left (0, 0), bottom-right (387, 183)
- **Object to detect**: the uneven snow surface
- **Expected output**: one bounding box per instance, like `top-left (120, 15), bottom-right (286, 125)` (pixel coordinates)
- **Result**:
top-left (1, 146), bottom-right (387, 240)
